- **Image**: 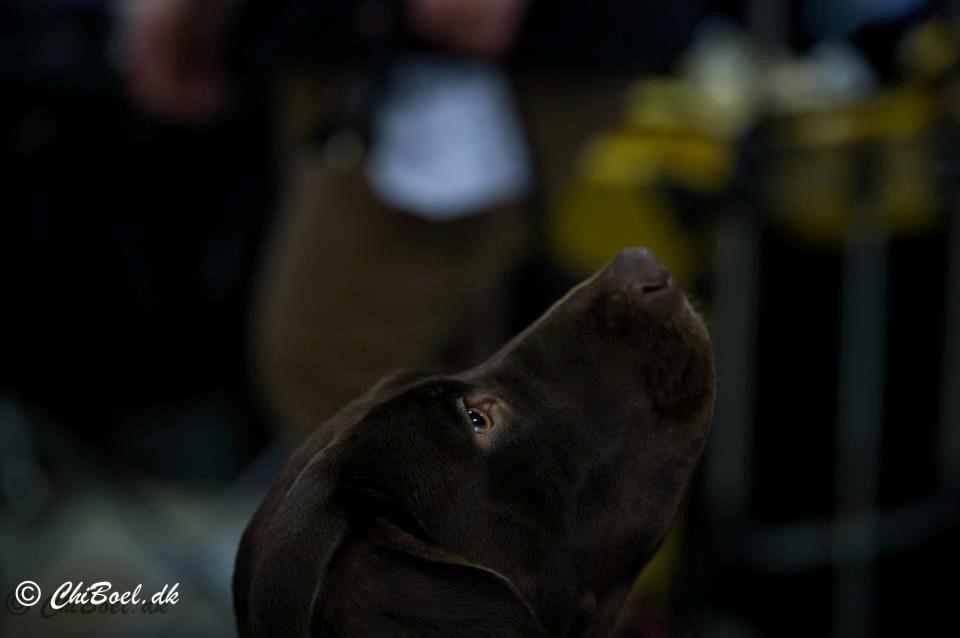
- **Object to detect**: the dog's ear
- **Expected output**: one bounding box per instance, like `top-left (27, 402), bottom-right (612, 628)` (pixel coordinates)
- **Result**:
top-left (233, 447), bottom-right (349, 638)
top-left (319, 518), bottom-right (548, 637)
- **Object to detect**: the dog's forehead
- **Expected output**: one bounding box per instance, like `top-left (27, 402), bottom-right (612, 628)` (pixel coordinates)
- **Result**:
top-left (335, 377), bottom-right (478, 458)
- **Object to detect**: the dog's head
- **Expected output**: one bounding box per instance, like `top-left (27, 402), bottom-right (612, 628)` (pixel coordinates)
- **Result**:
top-left (234, 248), bottom-right (715, 637)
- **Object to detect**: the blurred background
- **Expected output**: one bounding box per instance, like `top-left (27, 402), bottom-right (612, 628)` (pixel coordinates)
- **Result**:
top-left (1, 0), bottom-right (958, 636)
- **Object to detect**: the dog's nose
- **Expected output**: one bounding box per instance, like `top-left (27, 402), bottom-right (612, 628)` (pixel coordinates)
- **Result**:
top-left (607, 247), bottom-right (674, 297)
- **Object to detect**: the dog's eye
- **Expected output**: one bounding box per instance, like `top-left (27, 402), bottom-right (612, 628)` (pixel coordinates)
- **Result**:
top-left (467, 408), bottom-right (493, 434)
top-left (459, 396), bottom-right (498, 437)
top-left (466, 408), bottom-right (493, 433)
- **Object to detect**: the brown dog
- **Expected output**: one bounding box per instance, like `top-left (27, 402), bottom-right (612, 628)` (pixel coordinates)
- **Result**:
top-left (233, 247), bottom-right (715, 636)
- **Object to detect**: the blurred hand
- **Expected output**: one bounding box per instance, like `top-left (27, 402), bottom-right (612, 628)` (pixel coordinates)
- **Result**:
top-left (122, 0), bottom-right (229, 123)
top-left (121, 0), bottom-right (526, 122)
top-left (406, 0), bottom-right (529, 57)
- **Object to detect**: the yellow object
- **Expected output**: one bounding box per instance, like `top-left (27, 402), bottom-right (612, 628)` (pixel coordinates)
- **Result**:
top-left (548, 80), bottom-right (732, 285)
top-left (897, 18), bottom-right (958, 82)
top-left (765, 88), bottom-right (942, 247)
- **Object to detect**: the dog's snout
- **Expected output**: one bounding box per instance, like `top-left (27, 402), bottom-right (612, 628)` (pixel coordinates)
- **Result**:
top-left (605, 247), bottom-right (675, 299)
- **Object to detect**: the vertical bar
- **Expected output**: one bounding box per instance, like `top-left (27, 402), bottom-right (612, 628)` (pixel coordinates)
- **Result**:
top-left (939, 186), bottom-right (960, 487)
top-left (832, 147), bottom-right (887, 638)
top-left (706, 207), bottom-right (761, 526)
top-left (949, 1), bottom-right (960, 26)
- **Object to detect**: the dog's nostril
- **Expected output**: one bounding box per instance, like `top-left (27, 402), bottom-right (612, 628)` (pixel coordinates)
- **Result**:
top-left (604, 247), bottom-right (678, 301)
top-left (641, 275), bottom-right (672, 294)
